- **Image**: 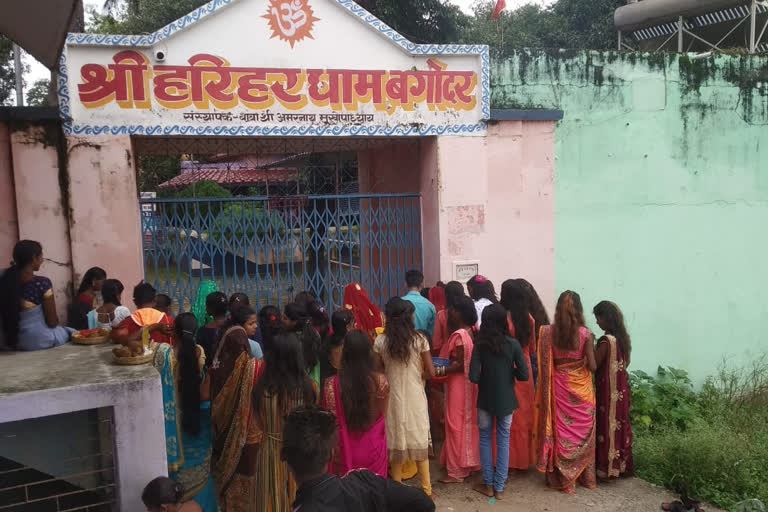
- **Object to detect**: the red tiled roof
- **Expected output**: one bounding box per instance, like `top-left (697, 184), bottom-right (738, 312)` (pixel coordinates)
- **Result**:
top-left (158, 168), bottom-right (297, 189)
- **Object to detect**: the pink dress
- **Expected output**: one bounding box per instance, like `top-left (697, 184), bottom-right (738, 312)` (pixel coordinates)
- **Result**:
top-left (534, 326), bottom-right (597, 494)
top-left (439, 328), bottom-right (480, 480)
top-left (323, 375), bottom-right (389, 478)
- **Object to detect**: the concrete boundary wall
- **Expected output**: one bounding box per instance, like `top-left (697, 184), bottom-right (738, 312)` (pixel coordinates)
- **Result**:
top-left (492, 50), bottom-right (768, 379)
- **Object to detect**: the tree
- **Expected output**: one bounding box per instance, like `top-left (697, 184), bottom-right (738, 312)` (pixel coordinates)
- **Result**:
top-left (0, 36), bottom-right (28, 106)
top-left (356, 0), bottom-right (469, 44)
top-left (140, 155), bottom-right (181, 192)
top-left (462, 0), bottom-right (624, 54)
top-left (0, 36), bottom-right (15, 106)
top-left (26, 79), bottom-right (51, 106)
top-left (90, 0), bottom-right (209, 34)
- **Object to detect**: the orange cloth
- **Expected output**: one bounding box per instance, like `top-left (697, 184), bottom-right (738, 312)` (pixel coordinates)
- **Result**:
top-left (507, 314), bottom-right (536, 470)
top-left (115, 307), bottom-right (172, 344)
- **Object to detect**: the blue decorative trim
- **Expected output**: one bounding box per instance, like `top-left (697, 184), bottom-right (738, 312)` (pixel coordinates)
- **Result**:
top-left (60, 0), bottom-right (491, 135)
top-left (65, 122), bottom-right (487, 137)
top-left (57, 46), bottom-right (72, 130)
top-left (66, 0), bottom-right (235, 47)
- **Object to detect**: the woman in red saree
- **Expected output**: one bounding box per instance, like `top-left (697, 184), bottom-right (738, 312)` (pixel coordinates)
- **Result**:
top-left (323, 330), bottom-right (389, 477)
top-left (343, 283), bottom-right (384, 340)
top-left (438, 295), bottom-right (480, 483)
top-left (533, 290), bottom-right (597, 494)
top-left (428, 286), bottom-right (446, 313)
top-left (593, 300), bottom-right (634, 479)
top-left (500, 279), bottom-right (536, 471)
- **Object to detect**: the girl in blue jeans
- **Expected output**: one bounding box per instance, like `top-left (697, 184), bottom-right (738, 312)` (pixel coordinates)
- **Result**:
top-left (469, 304), bottom-right (529, 499)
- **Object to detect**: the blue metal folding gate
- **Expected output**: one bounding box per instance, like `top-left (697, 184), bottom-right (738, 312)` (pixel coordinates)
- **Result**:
top-left (139, 194), bottom-right (422, 313)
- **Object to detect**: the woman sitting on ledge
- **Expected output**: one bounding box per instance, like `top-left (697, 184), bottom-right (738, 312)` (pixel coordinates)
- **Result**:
top-left (0, 240), bottom-right (74, 351)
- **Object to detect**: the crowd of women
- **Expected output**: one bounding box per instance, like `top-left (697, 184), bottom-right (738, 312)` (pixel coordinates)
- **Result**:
top-left (0, 239), bottom-right (634, 511)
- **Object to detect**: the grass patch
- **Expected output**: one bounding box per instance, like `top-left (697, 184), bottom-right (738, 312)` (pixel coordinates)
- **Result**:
top-left (631, 359), bottom-right (768, 509)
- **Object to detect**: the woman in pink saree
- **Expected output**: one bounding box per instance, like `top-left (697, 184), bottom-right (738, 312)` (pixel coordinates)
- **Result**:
top-left (533, 290), bottom-right (597, 494)
top-left (438, 295), bottom-right (480, 483)
top-left (323, 330), bottom-right (389, 477)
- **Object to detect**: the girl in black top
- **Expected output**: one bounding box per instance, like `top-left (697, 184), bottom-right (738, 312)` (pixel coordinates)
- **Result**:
top-left (469, 304), bottom-right (528, 500)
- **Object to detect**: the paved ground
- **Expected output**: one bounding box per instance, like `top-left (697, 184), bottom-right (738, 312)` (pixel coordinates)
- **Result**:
top-left (401, 460), bottom-right (724, 512)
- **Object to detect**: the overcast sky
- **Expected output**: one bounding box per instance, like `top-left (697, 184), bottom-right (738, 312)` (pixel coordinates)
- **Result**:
top-left (22, 0), bottom-right (553, 93)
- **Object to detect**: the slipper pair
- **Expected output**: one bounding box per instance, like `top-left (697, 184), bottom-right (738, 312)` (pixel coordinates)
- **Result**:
top-left (662, 501), bottom-right (704, 512)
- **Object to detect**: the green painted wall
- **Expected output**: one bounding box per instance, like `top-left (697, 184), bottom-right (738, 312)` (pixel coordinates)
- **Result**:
top-left (492, 50), bottom-right (768, 380)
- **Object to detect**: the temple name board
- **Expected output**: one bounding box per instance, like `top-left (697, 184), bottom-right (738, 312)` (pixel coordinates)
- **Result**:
top-left (59, 0), bottom-right (489, 137)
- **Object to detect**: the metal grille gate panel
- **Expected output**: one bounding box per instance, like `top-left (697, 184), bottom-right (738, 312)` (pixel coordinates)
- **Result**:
top-left (140, 194), bottom-right (422, 313)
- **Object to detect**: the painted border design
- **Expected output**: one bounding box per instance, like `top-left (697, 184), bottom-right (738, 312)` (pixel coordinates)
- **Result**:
top-left (59, 0), bottom-right (490, 136)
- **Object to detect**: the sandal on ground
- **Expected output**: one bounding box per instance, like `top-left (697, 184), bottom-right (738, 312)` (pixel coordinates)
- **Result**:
top-left (438, 476), bottom-right (464, 484)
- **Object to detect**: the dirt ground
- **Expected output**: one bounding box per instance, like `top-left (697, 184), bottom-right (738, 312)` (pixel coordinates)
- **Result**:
top-left (400, 461), bottom-right (724, 512)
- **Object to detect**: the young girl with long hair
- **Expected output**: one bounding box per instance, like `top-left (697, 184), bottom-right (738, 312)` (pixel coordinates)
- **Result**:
top-left (429, 280), bottom-right (466, 443)
top-left (196, 291), bottom-right (228, 365)
top-left (75, 266), bottom-right (107, 307)
top-left (209, 305), bottom-right (263, 510)
top-left (320, 310), bottom-right (355, 383)
top-left (283, 302), bottom-right (323, 387)
top-left (439, 295), bottom-right (480, 483)
top-left (87, 279), bottom-right (131, 329)
top-left (500, 279), bottom-right (536, 471)
top-left (0, 240), bottom-right (73, 350)
top-left (516, 278), bottom-right (550, 386)
top-left (253, 332), bottom-right (317, 511)
top-left (153, 313), bottom-right (217, 511)
top-left (258, 305), bottom-right (281, 355)
top-left (432, 281), bottom-right (466, 355)
top-left (534, 291), bottom-right (597, 494)
top-left (323, 330), bottom-right (389, 477)
top-left (373, 297), bottom-right (435, 497)
top-left (593, 300), bottom-right (634, 479)
top-left (469, 304), bottom-right (529, 500)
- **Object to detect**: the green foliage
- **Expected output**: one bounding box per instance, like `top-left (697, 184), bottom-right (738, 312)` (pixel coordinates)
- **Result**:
top-left (629, 366), bottom-right (699, 431)
top-left (0, 36), bottom-right (26, 106)
top-left (632, 362), bottom-right (768, 509)
top-left (356, 0), bottom-right (469, 44)
top-left (25, 78), bottom-right (51, 107)
top-left (635, 421), bottom-right (768, 508)
top-left (461, 0), bottom-right (623, 55)
top-left (210, 202), bottom-right (287, 243)
top-left (139, 155), bottom-right (182, 192)
top-left (89, 0), bottom-right (209, 35)
top-left (166, 180), bottom-right (231, 219)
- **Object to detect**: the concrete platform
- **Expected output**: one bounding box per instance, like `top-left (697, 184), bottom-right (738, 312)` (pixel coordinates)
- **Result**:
top-left (0, 342), bottom-right (167, 511)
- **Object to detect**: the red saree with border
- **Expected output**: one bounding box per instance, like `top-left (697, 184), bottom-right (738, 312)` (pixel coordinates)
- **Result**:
top-left (595, 335), bottom-right (634, 479)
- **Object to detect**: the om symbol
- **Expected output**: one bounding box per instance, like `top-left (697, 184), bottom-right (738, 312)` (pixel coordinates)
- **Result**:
top-left (272, 0), bottom-right (307, 37)
top-left (264, 0), bottom-right (319, 47)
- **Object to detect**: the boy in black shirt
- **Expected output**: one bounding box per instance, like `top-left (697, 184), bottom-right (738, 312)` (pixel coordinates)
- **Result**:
top-left (282, 406), bottom-right (435, 512)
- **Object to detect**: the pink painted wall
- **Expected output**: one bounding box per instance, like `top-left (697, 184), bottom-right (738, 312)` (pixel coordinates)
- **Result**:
top-left (0, 122), bottom-right (18, 260)
top-left (418, 137), bottom-right (440, 287)
top-left (435, 120), bottom-right (556, 309)
top-left (66, 135), bottom-right (144, 298)
top-left (9, 124), bottom-right (73, 315)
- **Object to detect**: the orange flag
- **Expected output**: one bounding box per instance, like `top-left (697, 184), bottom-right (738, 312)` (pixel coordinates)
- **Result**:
top-left (492, 0), bottom-right (506, 19)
